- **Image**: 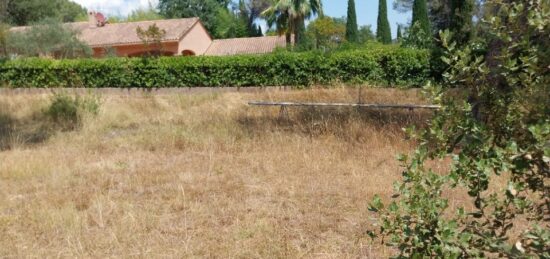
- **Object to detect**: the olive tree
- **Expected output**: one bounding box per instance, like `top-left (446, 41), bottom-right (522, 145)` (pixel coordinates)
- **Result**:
top-left (136, 23), bottom-right (167, 57)
top-left (8, 18), bottom-right (90, 58)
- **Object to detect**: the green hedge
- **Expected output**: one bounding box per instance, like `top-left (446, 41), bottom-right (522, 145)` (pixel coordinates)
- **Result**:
top-left (0, 47), bottom-right (431, 88)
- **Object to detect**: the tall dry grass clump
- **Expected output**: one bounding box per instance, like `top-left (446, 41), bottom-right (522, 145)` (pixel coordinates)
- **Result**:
top-left (0, 87), bottom-right (439, 257)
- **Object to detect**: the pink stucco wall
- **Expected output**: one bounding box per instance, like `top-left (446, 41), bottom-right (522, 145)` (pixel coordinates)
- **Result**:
top-left (93, 42), bottom-right (180, 58)
top-left (91, 21), bottom-right (212, 58)
top-left (177, 22), bottom-right (212, 56)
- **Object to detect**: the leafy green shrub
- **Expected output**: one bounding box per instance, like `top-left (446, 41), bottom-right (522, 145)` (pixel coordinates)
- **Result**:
top-left (369, 0), bottom-right (549, 257)
top-left (46, 92), bottom-right (100, 130)
top-left (0, 46), bottom-right (431, 88)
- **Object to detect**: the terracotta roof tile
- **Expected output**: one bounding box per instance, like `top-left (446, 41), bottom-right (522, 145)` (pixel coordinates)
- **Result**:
top-left (205, 36), bottom-right (288, 56)
top-left (10, 18), bottom-right (199, 47)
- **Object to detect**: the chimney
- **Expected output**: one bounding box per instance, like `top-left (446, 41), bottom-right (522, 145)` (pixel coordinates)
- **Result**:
top-left (88, 11), bottom-right (98, 28)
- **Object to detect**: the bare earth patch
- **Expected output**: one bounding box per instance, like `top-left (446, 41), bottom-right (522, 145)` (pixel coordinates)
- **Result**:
top-left (0, 87), bottom-right (440, 258)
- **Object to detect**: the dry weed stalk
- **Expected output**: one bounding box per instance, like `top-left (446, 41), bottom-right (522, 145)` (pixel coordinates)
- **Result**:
top-left (0, 88), bottom-right (437, 257)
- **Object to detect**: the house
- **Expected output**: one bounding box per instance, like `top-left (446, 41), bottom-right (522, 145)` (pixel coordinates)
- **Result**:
top-left (9, 12), bottom-right (289, 58)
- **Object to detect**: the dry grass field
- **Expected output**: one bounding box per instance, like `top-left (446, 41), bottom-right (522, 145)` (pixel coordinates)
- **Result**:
top-left (0, 87), bottom-right (442, 258)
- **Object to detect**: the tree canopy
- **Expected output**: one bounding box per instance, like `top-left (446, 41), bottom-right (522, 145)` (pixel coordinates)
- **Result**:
top-left (5, 0), bottom-right (87, 26)
top-left (345, 0), bottom-right (358, 43)
top-left (307, 16), bottom-right (346, 49)
top-left (358, 25), bottom-right (375, 43)
top-left (0, 23), bottom-right (9, 57)
top-left (403, 0), bottom-right (432, 48)
top-left (396, 24), bottom-right (402, 42)
top-left (136, 23), bottom-right (167, 57)
top-left (158, 0), bottom-right (228, 35)
top-left (7, 18), bottom-right (91, 58)
top-left (449, 0), bottom-right (475, 45)
top-left (126, 5), bottom-right (165, 22)
top-left (411, 0), bottom-right (431, 36)
top-left (262, 0), bottom-right (323, 45)
top-left (370, 0), bottom-right (550, 256)
top-left (376, 0), bottom-right (392, 44)
top-left (393, 0), bottom-right (483, 35)
top-left (158, 0), bottom-right (263, 39)
top-left (0, 1), bottom-right (7, 24)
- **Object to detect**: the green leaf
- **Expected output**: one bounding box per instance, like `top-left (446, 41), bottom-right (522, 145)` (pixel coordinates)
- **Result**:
top-left (368, 194), bottom-right (384, 212)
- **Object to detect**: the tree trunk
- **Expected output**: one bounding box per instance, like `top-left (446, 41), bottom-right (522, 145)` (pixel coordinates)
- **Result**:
top-left (285, 32), bottom-right (291, 45)
top-left (294, 18), bottom-right (305, 46)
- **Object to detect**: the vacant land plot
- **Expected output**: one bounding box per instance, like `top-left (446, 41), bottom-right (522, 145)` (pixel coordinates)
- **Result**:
top-left (0, 87), bottom-right (442, 258)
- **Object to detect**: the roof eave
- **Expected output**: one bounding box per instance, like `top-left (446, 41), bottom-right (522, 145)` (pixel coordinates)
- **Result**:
top-left (176, 18), bottom-right (213, 43)
top-left (88, 39), bottom-right (180, 48)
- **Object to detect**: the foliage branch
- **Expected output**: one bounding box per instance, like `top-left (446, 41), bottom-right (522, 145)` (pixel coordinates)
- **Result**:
top-left (369, 0), bottom-right (550, 257)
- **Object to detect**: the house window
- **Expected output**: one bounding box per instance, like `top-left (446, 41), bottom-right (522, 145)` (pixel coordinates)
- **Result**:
top-left (181, 50), bottom-right (195, 56)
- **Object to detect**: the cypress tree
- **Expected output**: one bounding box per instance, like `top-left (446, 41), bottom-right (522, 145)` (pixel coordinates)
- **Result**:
top-left (450, 0), bottom-right (474, 46)
top-left (345, 0), bottom-right (358, 43)
top-left (376, 0), bottom-right (391, 44)
top-left (396, 25), bottom-right (402, 42)
top-left (411, 0), bottom-right (431, 36)
top-left (238, 0), bottom-right (254, 37)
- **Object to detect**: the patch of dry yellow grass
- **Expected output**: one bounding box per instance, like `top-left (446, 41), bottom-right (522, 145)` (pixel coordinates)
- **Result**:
top-left (0, 88), bottom-right (438, 258)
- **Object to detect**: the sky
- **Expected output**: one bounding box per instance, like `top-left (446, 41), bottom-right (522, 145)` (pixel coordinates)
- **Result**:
top-left (70, 0), bottom-right (159, 17)
top-left (70, 0), bottom-right (411, 38)
top-left (324, 0), bottom-right (410, 38)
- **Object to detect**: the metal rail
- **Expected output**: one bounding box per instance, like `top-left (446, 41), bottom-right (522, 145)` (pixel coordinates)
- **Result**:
top-left (248, 101), bottom-right (441, 110)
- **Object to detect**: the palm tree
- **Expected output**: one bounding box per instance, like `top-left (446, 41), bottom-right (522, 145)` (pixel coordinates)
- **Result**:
top-left (262, 0), bottom-right (322, 45)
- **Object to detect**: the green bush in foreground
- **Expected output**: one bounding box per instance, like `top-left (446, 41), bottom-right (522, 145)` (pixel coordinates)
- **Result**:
top-left (46, 92), bottom-right (100, 130)
top-left (0, 47), bottom-right (431, 88)
top-left (369, 0), bottom-right (549, 257)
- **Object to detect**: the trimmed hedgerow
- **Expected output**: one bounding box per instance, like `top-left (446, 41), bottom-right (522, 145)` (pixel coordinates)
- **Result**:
top-left (0, 47), bottom-right (431, 88)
